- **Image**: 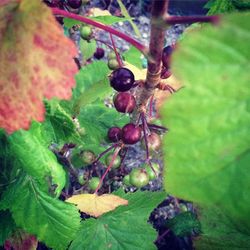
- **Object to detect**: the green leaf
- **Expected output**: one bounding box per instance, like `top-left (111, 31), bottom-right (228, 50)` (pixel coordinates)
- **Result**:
top-left (70, 191), bottom-right (166, 250)
top-left (72, 61), bottom-right (111, 114)
top-left (79, 39), bottom-right (97, 62)
top-left (195, 206), bottom-right (250, 250)
top-left (0, 174), bottom-right (80, 250)
top-left (77, 104), bottom-right (129, 153)
top-left (0, 210), bottom-right (16, 245)
top-left (117, 0), bottom-right (141, 38)
top-left (90, 15), bottom-right (131, 25)
top-left (207, 0), bottom-right (236, 14)
top-left (124, 46), bottom-right (143, 69)
top-left (63, 18), bottom-right (82, 28)
top-left (63, 16), bottom-right (130, 29)
top-left (8, 129), bottom-right (66, 195)
top-left (160, 12), bottom-right (250, 247)
top-left (42, 101), bottom-right (81, 146)
top-left (166, 212), bottom-right (201, 237)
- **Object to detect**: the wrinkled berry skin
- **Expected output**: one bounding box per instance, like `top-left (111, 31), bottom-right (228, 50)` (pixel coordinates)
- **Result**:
top-left (114, 92), bottom-right (136, 113)
top-left (67, 0), bottom-right (82, 9)
top-left (162, 45), bottom-right (174, 69)
top-left (94, 48), bottom-right (105, 59)
top-left (108, 127), bottom-right (122, 142)
top-left (122, 123), bottom-right (141, 144)
top-left (110, 68), bottom-right (135, 92)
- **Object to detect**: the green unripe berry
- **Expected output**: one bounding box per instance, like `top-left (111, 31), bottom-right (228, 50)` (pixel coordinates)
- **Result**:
top-left (108, 59), bottom-right (119, 70)
top-left (80, 26), bottom-right (92, 40)
top-left (78, 172), bottom-right (87, 185)
top-left (81, 150), bottom-right (95, 165)
top-left (144, 162), bottom-right (160, 180)
top-left (129, 168), bottom-right (149, 188)
top-left (179, 203), bottom-right (188, 212)
top-left (107, 51), bottom-right (117, 60)
top-left (105, 153), bottom-right (121, 169)
top-left (88, 177), bottom-right (101, 190)
top-left (123, 175), bottom-right (131, 186)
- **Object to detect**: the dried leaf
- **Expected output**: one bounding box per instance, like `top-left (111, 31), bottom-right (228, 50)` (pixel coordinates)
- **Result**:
top-left (0, 0), bottom-right (77, 133)
top-left (66, 193), bottom-right (128, 217)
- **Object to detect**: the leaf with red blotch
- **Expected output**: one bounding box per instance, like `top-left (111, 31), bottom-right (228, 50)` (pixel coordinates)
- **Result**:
top-left (0, 0), bottom-right (78, 133)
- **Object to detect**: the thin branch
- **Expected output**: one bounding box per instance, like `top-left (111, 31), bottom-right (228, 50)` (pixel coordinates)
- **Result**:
top-left (52, 8), bottom-right (148, 54)
top-left (109, 33), bottom-right (123, 67)
top-left (136, 0), bottom-right (169, 108)
top-left (92, 143), bottom-right (119, 165)
top-left (94, 146), bottom-right (121, 194)
top-left (165, 15), bottom-right (220, 25)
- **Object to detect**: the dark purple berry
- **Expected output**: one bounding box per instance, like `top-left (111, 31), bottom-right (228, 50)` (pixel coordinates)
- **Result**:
top-left (94, 48), bottom-right (105, 60)
top-left (114, 92), bottom-right (136, 113)
top-left (122, 123), bottom-right (141, 145)
top-left (108, 127), bottom-right (122, 142)
top-left (162, 45), bottom-right (174, 69)
top-left (67, 0), bottom-right (82, 9)
top-left (110, 68), bottom-right (135, 92)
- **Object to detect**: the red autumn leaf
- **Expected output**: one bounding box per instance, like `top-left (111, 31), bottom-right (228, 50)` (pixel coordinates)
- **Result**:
top-left (0, 0), bottom-right (78, 133)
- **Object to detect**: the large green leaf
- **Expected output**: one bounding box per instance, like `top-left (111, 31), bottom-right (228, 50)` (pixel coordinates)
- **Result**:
top-left (70, 191), bottom-right (166, 250)
top-left (8, 129), bottom-right (66, 195)
top-left (77, 104), bottom-right (129, 153)
top-left (195, 206), bottom-right (250, 249)
top-left (79, 39), bottom-right (97, 62)
top-left (66, 61), bottom-right (111, 115)
top-left (0, 210), bottom-right (16, 246)
top-left (160, 12), bottom-right (250, 247)
top-left (42, 101), bottom-right (81, 146)
top-left (0, 174), bottom-right (80, 250)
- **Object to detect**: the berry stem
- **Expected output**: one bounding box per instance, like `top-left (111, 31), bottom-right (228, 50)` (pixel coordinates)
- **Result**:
top-left (93, 143), bottom-right (119, 165)
top-left (51, 8), bottom-right (148, 54)
top-left (156, 82), bottom-right (176, 93)
top-left (94, 146), bottom-right (121, 194)
top-left (119, 147), bottom-right (128, 169)
top-left (147, 123), bottom-right (168, 133)
top-left (149, 94), bottom-right (154, 119)
top-left (165, 15), bottom-right (220, 25)
top-left (94, 38), bottom-right (114, 50)
top-left (155, 229), bottom-right (170, 243)
top-left (141, 112), bottom-right (150, 161)
top-left (109, 33), bottom-right (123, 67)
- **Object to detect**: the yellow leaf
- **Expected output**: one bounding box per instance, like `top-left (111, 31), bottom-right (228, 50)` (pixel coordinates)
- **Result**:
top-left (124, 62), bottom-right (147, 80)
top-left (66, 193), bottom-right (128, 217)
top-left (89, 8), bottom-right (111, 17)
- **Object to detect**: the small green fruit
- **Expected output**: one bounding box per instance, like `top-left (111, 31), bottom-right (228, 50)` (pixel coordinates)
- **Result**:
top-left (107, 51), bottom-right (117, 60)
top-left (108, 59), bottom-right (119, 70)
top-left (80, 25), bottom-right (92, 40)
top-left (144, 162), bottom-right (160, 180)
top-left (129, 168), bottom-right (149, 188)
top-left (88, 177), bottom-right (101, 190)
top-left (123, 175), bottom-right (131, 186)
top-left (105, 153), bottom-right (121, 169)
top-left (77, 172), bottom-right (87, 185)
top-left (80, 150), bottom-right (95, 165)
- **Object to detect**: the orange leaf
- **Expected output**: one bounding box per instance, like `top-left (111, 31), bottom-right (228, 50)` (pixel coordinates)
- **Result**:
top-left (66, 193), bottom-right (128, 217)
top-left (0, 0), bottom-right (78, 133)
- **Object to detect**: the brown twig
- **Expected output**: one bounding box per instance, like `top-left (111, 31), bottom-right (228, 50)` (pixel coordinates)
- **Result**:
top-left (136, 0), bottom-right (169, 109)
